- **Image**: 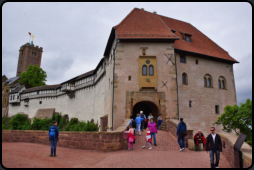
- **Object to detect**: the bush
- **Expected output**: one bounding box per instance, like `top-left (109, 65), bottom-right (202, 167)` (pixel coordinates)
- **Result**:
top-left (31, 117), bottom-right (52, 130)
top-left (9, 114), bottom-right (30, 130)
top-left (64, 118), bottom-right (79, 131)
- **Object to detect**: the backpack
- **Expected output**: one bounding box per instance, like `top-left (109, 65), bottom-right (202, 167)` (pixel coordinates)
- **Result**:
top-left (49, 127), bottom-right (56, 139)
top-left (131, 119), bottom-right (136, 129)
top-left (140, 114), bottom-right (145, 119)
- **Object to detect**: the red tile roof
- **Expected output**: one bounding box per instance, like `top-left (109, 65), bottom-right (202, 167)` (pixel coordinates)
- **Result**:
top-left (159, 15), bottom-right (238, 63)
top-left (114, 8), bottom-right (238, 63)
top-left (114, 8), bottom-right (178, 39)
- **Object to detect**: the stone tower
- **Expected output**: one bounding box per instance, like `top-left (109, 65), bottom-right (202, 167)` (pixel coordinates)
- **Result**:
top-left (16, 43), bottom-right (43, 76)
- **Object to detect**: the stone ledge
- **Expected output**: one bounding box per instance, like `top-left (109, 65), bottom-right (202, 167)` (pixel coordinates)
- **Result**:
top-left (218, 133), bottom-right (252, 166)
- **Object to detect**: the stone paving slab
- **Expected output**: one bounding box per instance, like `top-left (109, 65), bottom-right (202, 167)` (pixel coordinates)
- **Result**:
top-left (2, 130), bottom-right (231, 168)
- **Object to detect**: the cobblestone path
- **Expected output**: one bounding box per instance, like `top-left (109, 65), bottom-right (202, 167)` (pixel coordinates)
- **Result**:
top-left (2, 130), bottom-right (231, 168)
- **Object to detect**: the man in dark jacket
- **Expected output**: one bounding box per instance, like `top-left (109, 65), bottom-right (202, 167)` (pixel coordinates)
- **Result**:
top-left (176, 118), bottom-right (187, 151)
top-left (49, 120), bottom-right (59, 157)
top-left (140, 111), bottom-right (146, 132)
top-left (206, 127), bottom-right (222, 168)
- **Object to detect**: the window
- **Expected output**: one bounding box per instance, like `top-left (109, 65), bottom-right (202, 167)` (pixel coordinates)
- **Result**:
top-left (186, 35), bottom-right (191, 42)
top-left (10, 96), bottom-right (12, 101)
top-left (180, 55), bottom-right (186, 63)
top-left (32, 52), bottom-right (36, 56)
top-left (222, 80), bottom-right (225, 89)
top-left (128, 76), bottom-right (131, 81)
top-left (37, 91), bottom-right (39, 94)
top-left (6, 90), bottom-right (8, 93)
top-left (215, 105), bottom-right (219, 114)
top-left (196, 59), bottom-right (198, 65)
top-left (204, 74), bottom-right (213, 88)
top-left (13, 95), bottom-right (15, 100)
top-left (218, 76), bottom-right (226, 89)
top-left (149, 65), bottom-right (154, 76)
top-left (142, 65), bottom-right (147, 76)
top-left (182, 73), bottom-right (188, 85)
top-left (208, 78), bottom-right (211, 87)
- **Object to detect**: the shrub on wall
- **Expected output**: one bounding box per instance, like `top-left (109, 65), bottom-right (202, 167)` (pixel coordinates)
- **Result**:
top-left (8, 114), bottom-right (31, 130)
top-left (2, 113), bottom-right (98, 132)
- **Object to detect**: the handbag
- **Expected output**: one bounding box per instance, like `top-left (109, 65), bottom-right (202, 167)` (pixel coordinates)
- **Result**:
top-left (180, 130), bottom-right (188, 137)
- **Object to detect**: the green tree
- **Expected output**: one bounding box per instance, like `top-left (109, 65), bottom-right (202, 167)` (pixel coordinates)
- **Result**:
top-left (18, 64), bottom-right (47, 88)
top-left (213, 99), bottom-right (252, 145)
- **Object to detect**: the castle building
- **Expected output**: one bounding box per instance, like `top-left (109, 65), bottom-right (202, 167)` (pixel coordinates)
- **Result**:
top-left (16, 43), bottom-right (43, 76)
top-left (2, 42), bottom-right (43, 114)
top-left (8, 8), bottom-right (239, 136)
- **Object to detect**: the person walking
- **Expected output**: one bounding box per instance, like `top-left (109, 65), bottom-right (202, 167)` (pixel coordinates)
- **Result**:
top-left (135, 113), bottom-right (144, 135)
top-left (176, 118), bottom-right (187, 152)
top-left (148, 113), bottom-right (153, 121)
top-left (142, 128), bottom-right (152, 150)
top-left (49, 120), bottom-right (59, 157)
top-left (126, 116), bottom-right (136, 143)
top-left (126, 125), bottom-right (135, 150)
top-left (206, 127), bottom-right (222, 168)
top-left (157, 114), bottom-right (163, 130)
top-left (194, 129), bottom-right (206, 151)
top-left (139, 111), bottom-right (146, 132)
top-left (147, 118), bottom-right (157, 146)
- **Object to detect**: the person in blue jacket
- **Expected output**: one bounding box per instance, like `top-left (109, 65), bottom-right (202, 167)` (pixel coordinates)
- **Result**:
top-left (176, 118), bottom-right (187, 152)
top-left (49, 120), bottom-right (59, 157)
top-left (135, 113), bottom-right (144, 136)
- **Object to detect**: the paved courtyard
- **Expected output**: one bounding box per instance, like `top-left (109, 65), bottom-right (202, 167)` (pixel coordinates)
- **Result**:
top-left (2, 130), bottom-right (231, 168)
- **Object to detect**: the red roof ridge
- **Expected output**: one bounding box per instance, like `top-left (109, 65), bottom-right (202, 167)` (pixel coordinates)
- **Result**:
top-left (158, 15), bottom-right (180, 40)
top-left (113, 8), bottom-right (137, 29)
top-left (158, 14), bottom-right (191, 25)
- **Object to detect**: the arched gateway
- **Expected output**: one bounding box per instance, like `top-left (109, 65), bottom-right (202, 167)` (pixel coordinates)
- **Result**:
top-left (132, 101), bottom-right (159, 127)
top-left (125, 91), bottom-right (167, 128)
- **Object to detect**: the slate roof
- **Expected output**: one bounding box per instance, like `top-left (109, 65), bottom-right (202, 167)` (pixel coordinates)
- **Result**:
top-left (21, 84), bottom-right (62, 93)
top-left (9, 85), bottom-right (25, 94)
top-left (5, 76), bottom-right (19, 85)
top-left (61, 69), bottom-right (94, 84)
top-left (105, 8), bottom-right (238, 63)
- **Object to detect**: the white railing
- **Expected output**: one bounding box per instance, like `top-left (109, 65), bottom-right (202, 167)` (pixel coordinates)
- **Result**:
top-left (61, 83), bottom-right (75, 91)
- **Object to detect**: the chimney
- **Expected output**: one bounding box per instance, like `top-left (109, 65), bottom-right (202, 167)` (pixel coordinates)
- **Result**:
top-left (153, 11), bottom-right (157, 14)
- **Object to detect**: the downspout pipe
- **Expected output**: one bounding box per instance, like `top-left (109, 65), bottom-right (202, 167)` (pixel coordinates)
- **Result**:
top-left (175, 53), bottom-right (180, 120)
top-left (111, 29), bottom-right (118, 131)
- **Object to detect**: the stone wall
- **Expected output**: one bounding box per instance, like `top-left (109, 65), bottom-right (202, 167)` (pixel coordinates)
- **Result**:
top-left (113, 42), bottom-right (178, 130)
top-left (34, 108), bottom-right (55, 119)
top-left (218, 133), bottom-right (252, 168)
top-left (2, 130), bottom-right (125, 152)
top-left (166, 119), bottom-right (193, 147)
top-left (176, 53), bottom-right (237, 137)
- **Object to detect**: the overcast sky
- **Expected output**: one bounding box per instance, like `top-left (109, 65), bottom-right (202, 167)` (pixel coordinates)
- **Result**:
top-left (2, 2), bottom-right (252, 106)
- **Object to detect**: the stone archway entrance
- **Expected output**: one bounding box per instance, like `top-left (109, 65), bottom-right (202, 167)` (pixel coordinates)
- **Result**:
top-left (132, 101), bottom-right (159, 128)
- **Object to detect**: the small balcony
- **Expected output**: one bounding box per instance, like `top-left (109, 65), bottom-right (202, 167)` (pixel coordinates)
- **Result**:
top-left (9, 99), bottom-right (20, 104)
top-left (61, 83), bottom-right (74, 92)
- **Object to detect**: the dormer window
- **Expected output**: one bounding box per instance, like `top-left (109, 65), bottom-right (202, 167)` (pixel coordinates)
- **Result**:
top-left (186, 35), bottom-right (191, 42)
top-left (180, 31), bottom-right (192, 43)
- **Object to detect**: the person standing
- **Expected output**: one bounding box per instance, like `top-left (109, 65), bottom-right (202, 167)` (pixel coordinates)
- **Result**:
top-left (49, 120), bottom-right (59, 157)
top-left (139, 111), bottom-right (146, 132)
top-left (194, 129), bottom-right (206, 151)
top-left (147, 118), bottom-right (157, 146)
top-left (125, 116), bottom-right (136, 143)
top-left (142, 128), bottom-right (152, 150)
top-left (206, 127), bottom-right (222, 168)
top-left (148, 113), bottom-right (153, 121)
top-left (176, 118), bottom-right (187, 152)
top-left (135, 113), bottom-right (144, 135)
top-left (157, 114), bottom-right (163, 130)
top-left (126, 125), bottom-right (135, 150)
